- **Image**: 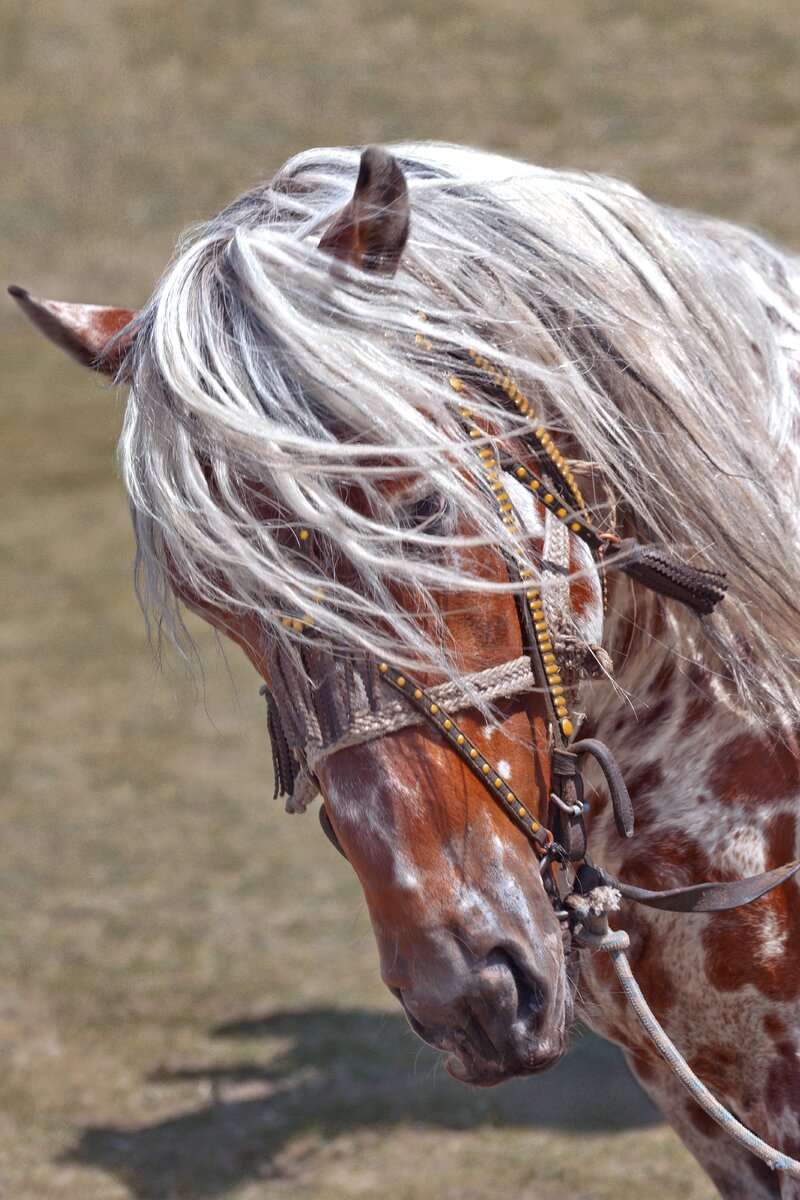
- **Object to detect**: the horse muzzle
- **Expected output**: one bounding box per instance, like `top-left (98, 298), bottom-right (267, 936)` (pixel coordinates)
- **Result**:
top-left (388, 943), bottom-right (569, 1086)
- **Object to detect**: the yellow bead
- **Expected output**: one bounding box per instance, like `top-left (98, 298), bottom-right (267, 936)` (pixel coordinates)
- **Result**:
top-left (282, 617), bottom-right (293, 628)
top-left (414, 689), bottom-right (422, 699)
top-left (556, 508), bottom-right (567, 518)
top-left (519, 807), bottom-right (527, 818)
top-left (544, 493), bottom-right (554, 504)
top-left (550, 675), bottom-right (562, 685)
top-left (543, 653), bottom-right (556, 664)
top-left (571, 522), bottom-right (582, 532)
top-left (531, 598), bottom-right (543, 610)
top-left (529, 480), bottom-right (541, 490)
top-left (430, 703), bottom-right (439, 714)
top-left (494, 777), bottom-right (503, 787)
top-left (531, 820), bottom-right (540, 832)
top-left (396, 676), bottom-right (406, 687)
top-left (478, 448), bottom-right (492, 459)
top-left (535, 428), bottom-right (545, 439)
top-left (552, 686), bottom-right (564, 696)
top-left (561, 718), bottom-right (574, 737)
top-left (469, 429), bottom-right (481, 438)
top-left (443, 719), bottom-right (452, 730)
top-left (545, 664), bottom-right (558, 676)
top-left (292, 619), bottom-right (304, 633)
top-left (299, 529), bottom-right (310, 540)
top-left (379, 663), bottom-right (388, 673)
top-left (457, 734), bottom-right (465, 746)
top-left (469, 748), bottom-right (478, 759)
top-left (507, 793), bottom-right (516, 803)
top-left (482, 764), bottom-right (490, 775)
top-left (448, 375), bottom-right (463, 392)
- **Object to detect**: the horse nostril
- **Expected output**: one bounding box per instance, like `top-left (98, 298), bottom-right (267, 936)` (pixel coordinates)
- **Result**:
top-left (484, 947), bottom-right (545, 1023)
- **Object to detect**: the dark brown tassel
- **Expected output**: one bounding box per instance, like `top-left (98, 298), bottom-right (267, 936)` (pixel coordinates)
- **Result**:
top-left (609, 539), bottom-right (727, 615)
top-left (260, 684), bottom-right (298, 800)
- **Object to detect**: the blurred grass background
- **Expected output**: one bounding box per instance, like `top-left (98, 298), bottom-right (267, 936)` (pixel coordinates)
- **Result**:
top-left (1, 1), bottom-right (798, 1196)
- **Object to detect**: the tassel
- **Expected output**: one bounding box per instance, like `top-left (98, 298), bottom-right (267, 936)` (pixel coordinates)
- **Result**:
top-left (609, 539), bottom-right (727, 615)
top-left (260, 684), bottom-right (298, 800)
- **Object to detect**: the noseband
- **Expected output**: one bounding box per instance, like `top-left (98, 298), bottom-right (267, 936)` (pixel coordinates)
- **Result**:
top-left (270, 347), bottom-right (799, 916)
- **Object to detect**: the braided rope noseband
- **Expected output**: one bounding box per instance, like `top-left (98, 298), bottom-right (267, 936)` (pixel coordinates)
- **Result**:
top-left (283, 655), bottom-right (537, 812)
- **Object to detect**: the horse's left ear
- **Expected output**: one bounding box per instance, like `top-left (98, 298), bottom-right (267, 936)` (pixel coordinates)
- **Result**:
top-left (318, 146), bottom-right (410, 275)
top-left (8, 286), bottom-right (139, 376)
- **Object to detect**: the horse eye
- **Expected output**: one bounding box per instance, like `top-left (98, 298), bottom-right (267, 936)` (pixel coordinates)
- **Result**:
top-left (401, 491), bottom-right (454, 536)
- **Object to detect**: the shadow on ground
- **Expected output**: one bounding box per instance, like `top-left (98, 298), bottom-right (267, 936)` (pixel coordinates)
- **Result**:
top-left (63, 1007), bottom-right (660, 1198)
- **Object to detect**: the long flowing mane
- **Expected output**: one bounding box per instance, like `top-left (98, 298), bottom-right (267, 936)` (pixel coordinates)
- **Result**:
top-left (119, 142), bottom-right (800, 724)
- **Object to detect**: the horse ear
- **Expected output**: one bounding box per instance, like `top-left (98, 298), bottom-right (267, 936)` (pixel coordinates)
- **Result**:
top-left (318, 146), bottom-right (410, 275)
top-left (8, 286), bottom-right (139, 376)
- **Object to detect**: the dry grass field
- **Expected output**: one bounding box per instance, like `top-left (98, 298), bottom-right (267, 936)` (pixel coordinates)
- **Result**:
top-left (2, 1), bottom-right (799, 1196)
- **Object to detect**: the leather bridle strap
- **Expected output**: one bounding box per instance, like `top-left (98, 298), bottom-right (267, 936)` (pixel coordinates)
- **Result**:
top-left (376, 662), bottom-right (555, 855)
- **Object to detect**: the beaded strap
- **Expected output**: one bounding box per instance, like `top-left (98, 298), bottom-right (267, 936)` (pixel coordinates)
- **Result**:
top-left (448, 382), bottom-right (576, 742)
top-left (378, 662), bottom-right (553, 853)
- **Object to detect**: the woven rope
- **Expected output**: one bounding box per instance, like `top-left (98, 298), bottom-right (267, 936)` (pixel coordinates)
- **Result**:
top-left (285, 655), bottom-right (538, 812)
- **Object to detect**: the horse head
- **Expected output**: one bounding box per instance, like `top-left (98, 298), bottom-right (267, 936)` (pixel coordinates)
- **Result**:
top-left (15, 142), bottom-right (752, 1089)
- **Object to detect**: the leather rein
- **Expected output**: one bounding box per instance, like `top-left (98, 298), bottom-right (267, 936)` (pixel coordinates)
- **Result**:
top-left (314, 349), bottom-right (800, 918)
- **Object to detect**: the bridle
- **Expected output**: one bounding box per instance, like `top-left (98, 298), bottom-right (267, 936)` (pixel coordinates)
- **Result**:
top-left (261, 331), bottom-right (800, 1183)
top-left (307, 344), bottom-right (799, 917)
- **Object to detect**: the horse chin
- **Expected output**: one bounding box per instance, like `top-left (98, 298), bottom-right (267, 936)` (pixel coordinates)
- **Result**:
top-left (400, 996), bottom-right (572, 1087)
top-left (442, 1030), bottom-right (568, 1087)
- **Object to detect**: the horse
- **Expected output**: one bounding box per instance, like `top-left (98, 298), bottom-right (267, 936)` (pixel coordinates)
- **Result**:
top-left (11, 141), bottom-right (800, 1199)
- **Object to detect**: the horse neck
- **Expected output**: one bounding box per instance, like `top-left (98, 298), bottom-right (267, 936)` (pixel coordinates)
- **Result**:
top-left (579, 575), bottom-right (798, 869)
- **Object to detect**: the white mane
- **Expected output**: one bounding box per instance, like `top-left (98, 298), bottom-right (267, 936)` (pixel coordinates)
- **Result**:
top-left (119, 142), bottom-right (800, 724)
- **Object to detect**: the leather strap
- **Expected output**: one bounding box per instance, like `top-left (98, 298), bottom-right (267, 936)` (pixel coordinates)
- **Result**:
top-left (577, 858), bottom-right (800, 913)
top-left (571, 738), bottom-right (635, 839)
